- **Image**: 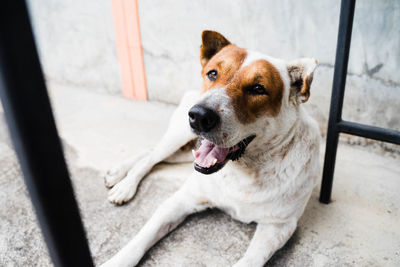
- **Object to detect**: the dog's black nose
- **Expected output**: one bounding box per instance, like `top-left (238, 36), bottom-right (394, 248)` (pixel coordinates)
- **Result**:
top-left (188, 105), bottom-right (220, 133)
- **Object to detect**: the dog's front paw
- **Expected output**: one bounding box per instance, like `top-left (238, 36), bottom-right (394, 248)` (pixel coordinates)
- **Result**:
top-left (104, 151), bottom-right (150, 188)
top-left (104, 167), bottom-right (127, 188)
top-left (107, 178), bottom-right (138, 205)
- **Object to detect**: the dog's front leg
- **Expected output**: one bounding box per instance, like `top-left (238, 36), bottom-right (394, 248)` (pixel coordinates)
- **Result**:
top-left (107, 91), bottom-right (199, 204)
top-left (101, 188), bottom-right (207, 267)
top-left (233, 220), bottom-right (297, 267)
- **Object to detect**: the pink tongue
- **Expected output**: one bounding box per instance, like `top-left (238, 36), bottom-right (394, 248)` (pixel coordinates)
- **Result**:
top-left (194, 139), bottom-right (232, 168)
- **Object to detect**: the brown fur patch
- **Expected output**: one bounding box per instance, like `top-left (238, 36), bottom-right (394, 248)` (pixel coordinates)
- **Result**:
top-left (200, 31), bottom-right (231, 67)
top-left (287, 65), bottom-right (314, 103)
top-left (300, 75), bottom-right (312, 102)
top-left (226, 59), bottom-right (284, 124)
top-left (199, 200), bottom-right (211, 206)
top-left (201, 44), bottom-right (247, 93)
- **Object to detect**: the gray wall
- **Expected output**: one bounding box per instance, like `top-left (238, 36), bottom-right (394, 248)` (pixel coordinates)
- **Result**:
top-left (27, 0), bottom-right (400, 135)
top-left (138, 0), bottom-right (400, 133)
top-left (27, 0), bottom-right (121, 94)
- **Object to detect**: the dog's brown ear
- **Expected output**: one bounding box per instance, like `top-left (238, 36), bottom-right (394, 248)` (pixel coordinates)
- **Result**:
top-left (287, 58), bottom-right (318, 104)
top-left (200, 30), bottom-right (231, 67)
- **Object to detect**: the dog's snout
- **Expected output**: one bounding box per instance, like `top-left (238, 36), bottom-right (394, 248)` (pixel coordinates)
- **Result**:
top-left (188, 105), bottom-right (220, 133)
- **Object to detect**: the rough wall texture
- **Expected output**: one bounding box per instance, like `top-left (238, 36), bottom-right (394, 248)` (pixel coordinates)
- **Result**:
top-left (27, 0), bottom-right (122, 94)
top-left (138, 0), bottom-right (400, 134)
top-left (26, 0), bottom-right (400, 134)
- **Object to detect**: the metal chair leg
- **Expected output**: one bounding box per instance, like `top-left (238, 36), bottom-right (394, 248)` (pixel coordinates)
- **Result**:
top-left (0, 1), bottom-right (93, 266)
top-left (319, 0), bottom-right (356, 204)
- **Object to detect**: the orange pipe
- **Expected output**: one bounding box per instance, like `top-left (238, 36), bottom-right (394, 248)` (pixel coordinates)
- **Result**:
top-left (112, 0), bottom-right (147, 100)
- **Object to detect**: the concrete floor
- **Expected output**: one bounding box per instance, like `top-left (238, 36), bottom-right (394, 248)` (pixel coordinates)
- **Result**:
top-left (0, 84), bottom-right (399, 266)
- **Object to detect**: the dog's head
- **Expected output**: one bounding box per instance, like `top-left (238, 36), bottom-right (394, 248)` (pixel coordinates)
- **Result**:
top-left (189, 31), bottom-right (317, 175)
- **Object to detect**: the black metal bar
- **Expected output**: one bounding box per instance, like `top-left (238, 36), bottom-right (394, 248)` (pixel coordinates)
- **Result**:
top-left (0, 1), bottom-right (94, 266)
top-left (338, 120), bottom-right (400, 145)
top-left (319, 0), bottom-right (356, 204)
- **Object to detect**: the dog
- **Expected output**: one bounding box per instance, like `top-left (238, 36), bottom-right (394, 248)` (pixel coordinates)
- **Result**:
top-left (101, 30), bottom-right (320, 267)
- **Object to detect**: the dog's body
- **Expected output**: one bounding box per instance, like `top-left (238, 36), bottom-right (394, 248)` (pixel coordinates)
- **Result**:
top-left (101, 31), bottom-right (320, 267)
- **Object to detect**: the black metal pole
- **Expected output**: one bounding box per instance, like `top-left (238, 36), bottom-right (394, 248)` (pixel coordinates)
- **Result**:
top-left (338, 120), bottom-right (400, 145)
top-left (0, 1), bottom-right (93, 266)
top-left (319, 0), bottom-right (356, 204)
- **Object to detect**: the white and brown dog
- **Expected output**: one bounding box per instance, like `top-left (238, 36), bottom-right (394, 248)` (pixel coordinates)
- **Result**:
top-left (101, 31), bottom-right (320, 267)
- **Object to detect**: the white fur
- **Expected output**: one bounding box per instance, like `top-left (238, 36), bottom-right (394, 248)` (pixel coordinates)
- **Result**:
top-left (101, 51), bottom-right (320, 267)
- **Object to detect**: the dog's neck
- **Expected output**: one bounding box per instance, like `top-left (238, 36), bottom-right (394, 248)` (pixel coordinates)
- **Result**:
top-left (237, 108), bottom-right (302, 170)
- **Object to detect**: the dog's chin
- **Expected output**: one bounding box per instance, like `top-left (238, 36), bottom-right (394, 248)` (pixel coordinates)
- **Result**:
top-left (193, 135), bottom-right (256, 175)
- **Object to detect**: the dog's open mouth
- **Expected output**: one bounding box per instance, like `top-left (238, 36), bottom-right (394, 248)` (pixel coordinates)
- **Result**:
top-left (193, 135), bottom-right (256, 175)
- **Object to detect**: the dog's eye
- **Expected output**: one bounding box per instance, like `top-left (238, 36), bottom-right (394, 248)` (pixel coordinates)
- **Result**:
top-left (207, 70), bottom-right (218, 81)
top-left (247, 84), bottom-right (268, 95)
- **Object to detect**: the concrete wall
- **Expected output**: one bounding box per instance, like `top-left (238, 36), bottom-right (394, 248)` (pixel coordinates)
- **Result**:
top-left (26, 0), bottom-right (400, 134)
top-left (138, 0), bottom-right (400, 133)
top-left (27, 0), bottom-right (121, 94)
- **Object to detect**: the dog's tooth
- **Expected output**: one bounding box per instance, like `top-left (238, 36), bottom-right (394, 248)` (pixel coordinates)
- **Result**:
top-left (192, 149), bottom-right (196, 158)
top-left (212, 158), bottom-right (217, 165)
